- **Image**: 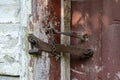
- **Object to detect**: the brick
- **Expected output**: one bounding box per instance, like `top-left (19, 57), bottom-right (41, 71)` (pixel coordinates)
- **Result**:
top-left (0, 1), bottom-right (20, 23)
top-left (0, 24), bottom-right (20, 75)
top-left (0, 76), bottom-right (19, 80)
top-left (0, 24), bottom-right (19, 48)
top-left (0, 0), bottom-right (19, 5)
top-left (0, 62), bottom-right (20, 76)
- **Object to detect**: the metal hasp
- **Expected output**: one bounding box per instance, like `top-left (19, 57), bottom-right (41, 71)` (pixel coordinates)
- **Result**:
top-left (28, 34), bottom-right (93, 60)
top-left (45, 27), bottom-right (89, 42)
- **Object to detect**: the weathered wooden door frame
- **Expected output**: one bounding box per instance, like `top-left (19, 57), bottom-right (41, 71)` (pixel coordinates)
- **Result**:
top-left (61, 0), bottom-right (71, 80)
top-left (30, 0), bottom-right (71, 80)
top-left (29, 0), bottom-right (120, 80)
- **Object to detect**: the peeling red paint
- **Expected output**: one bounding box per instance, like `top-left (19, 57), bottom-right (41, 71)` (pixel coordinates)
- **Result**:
top-left (101, 1), bottom-right (120, 80)
top-left (32, 0), bottom-right (38, 22)
top-left (47, 0), bottom-right (61, 80)
top-left (30, 0), bottom-right (120, 80)
top-left (31, 0), bottom-right (61, 80)
top-left (71, 0), bottom-right (102, 80)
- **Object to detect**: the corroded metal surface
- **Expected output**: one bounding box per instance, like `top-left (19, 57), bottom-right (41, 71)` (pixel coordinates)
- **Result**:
top-left (47, 0), bottom-right (61, 80)
top-left (71, 0), bottom-right (120, 80)
top-left (101, 1), bottom-right (120, 80)
top-left (102, 24), bottom-right (120, 80)
top-left (71, 0), bottom-right (102, 80)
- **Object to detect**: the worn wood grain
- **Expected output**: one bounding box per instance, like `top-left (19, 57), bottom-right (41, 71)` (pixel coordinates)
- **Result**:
top-left (61, 0), bottom-right (71, 80)
top-left (30, 0), bottom-right (50, 80)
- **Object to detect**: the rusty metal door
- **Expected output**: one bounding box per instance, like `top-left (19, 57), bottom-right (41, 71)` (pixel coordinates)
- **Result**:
top-left (29, 0), bottom-right (120, 80)
top-left (71, 0), bottom-right (120, 80)
top-left (101, 0), bottom-right (120, 80)
top-left (71, 0), bottom-right (102, 80)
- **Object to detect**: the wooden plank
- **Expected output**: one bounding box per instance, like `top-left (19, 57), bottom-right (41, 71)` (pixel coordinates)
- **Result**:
top-left (30, 0), bottom-right (50, 80)
top-left (31, 0), bottom-right (61, 80)
top-left (61, 0), bottom-right (71, 80)
top-left (71, 0), bottom-right (102, 80)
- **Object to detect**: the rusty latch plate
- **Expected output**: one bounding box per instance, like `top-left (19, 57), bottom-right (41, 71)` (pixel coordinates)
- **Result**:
top-left (28, 34), bottom-right (93, 60)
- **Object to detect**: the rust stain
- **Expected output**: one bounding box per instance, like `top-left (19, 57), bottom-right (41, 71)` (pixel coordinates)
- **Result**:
top-left (102, 24), bottom-right (120, 80)
top-left (72, 11), bottom-right (82, 26)
top-left (49, 56), bottom-right (60, 80)
top-left (47, 0), bottom-right (61, 80)
top-left (31, 0), bottom-right (61, 79)
top-left (30, 0), bottom-right (120, 80)
top-left (100, 1), bottom-right (120, 80)
top-left (71, 0), bottom-right (102, 80)
top-left (32, 0), bottom-right (38, 22)
top-left (30, 0), bottom-right (51, 80)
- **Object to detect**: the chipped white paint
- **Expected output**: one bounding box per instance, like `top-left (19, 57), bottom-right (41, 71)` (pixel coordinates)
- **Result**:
top-left (107, 73), bottom-right (110, 79)
top-left (0, 62), bottom-right (20, 75)
top-left (71, 68), bottom-right (85, 75)
top-left (0, 0), bottom-right (31, 80)
top-left (33, 52), bottom-right (50, 80)
top-left (116, 72), bottom-right (120, 79)
top-left (61, 0), bottom-right (70, 80)
top-left (94, 46), bottom-right (97, 51)
top-left (20, 0), bottom-right (31, 27)
top-left (0, 0), bottom-right (20, 23)
top-left (94, 65), bottom-right (103, 73)
top-left (32, 21), bottom-right (50, 80)
top-left (72, 78), bottom-right (78, 80)
top-left (19, 0), bottom-right (32, 80)
top-left (0, 0), bottom-right (19, 5)
top-left (0, 76), bottom-right (19, 80)
top-left (28, 66), bottom-right (33, 80)
top-left (81, 64), bottom-right (84, 68)
top-left (0, 24), bottom-right (20, 75)
top-left (30, 0), bottom-right (50, 80)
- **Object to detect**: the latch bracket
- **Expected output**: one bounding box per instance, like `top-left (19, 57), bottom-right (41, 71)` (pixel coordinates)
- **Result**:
top-left (28, 34), bottom-right (93, 60)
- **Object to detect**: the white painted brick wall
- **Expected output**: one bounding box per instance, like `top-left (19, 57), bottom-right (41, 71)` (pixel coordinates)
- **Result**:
top-left (0, 0), bottom-right (20, 23)
top-left (0, 0), bottom-right (30, 78)
top-left (0, 24), bottom-right (20, 75)
top-left (0, 76), bottom-right (19, 80)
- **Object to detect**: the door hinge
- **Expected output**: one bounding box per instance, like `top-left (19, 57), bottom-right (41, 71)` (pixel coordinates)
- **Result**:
top-left (28, 34), bottom-right (93, 60)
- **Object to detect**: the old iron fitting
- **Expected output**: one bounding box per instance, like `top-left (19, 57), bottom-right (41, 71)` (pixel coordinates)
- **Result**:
top-left (45, 27), bottom-right (89, 42)
top-left (28, 34), bottom-right (93, 60)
